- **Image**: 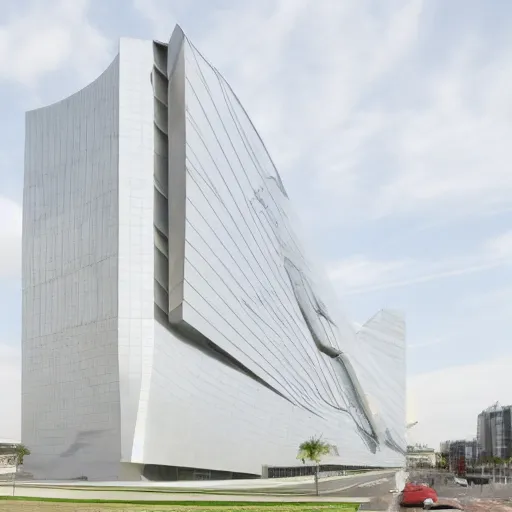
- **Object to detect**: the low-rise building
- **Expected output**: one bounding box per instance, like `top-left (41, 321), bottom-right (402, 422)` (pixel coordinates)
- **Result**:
top-left (440, 439), bottom-right (478, 474)
top-left (407, 445), bottom-right (436, 468)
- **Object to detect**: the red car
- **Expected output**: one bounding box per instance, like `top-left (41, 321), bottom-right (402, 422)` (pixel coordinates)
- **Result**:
top-left (400, 482), bottom-right (439, 507)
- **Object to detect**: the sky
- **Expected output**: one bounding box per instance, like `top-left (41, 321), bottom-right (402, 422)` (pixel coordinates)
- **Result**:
top-left (0, 0), bottom-right (511, 450)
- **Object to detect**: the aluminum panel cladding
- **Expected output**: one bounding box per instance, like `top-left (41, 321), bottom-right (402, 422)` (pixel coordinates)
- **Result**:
top-left (165, 25), bottom-right (406, 459)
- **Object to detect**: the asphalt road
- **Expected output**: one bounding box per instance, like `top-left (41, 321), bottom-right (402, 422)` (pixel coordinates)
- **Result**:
top-left (248, 469), bottom-right (398, 502)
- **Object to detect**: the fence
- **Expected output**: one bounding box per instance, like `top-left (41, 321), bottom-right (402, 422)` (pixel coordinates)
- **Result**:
top-left (266, 464), bottom-right (382, 479)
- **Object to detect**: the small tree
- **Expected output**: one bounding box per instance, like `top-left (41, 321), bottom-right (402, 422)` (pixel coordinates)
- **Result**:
top-left (297, 436), bottom-right (331, 496)
top-left (10, 445), bottom-right (29, 497)
top-left (15, 444), bottom-right (30, 466)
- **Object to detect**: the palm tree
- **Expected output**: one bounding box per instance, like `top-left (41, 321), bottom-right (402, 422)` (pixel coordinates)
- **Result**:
top-left (15, 444), bottom-right (30, 466)
top-left (297, 436), bottom-right (331, 496)
top-left (10, 444), bottom-right (30, 497)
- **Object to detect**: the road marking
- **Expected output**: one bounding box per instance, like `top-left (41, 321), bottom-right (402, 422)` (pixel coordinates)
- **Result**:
top-left (358, 478), bottom-right (390, 488)
top-left (322, 476), bottom-right (393, 495)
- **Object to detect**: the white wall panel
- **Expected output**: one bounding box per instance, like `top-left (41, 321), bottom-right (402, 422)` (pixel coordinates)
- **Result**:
top-left (162, 27), bottom-right (406, 469)
top-left (117, 38), bottom-right (155, 466)
top-left (142, 318), bottom-right (404, 474)
top-left (22, 57), bottom-right (122, 480)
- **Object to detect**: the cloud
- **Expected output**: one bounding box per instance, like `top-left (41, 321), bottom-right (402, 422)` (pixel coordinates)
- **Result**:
top-left (132, 0), bottom-right (425, 217)
top-left (484, 231), bottom-right (512, 260)
top-left (375, 35), bottom-right (512, 219)
top-left (133, 1), bottom-right (510, 229)
top-left (0, 196), bottom-right (22, 278)
top-left (132, 1), bottom-right (512, 227)
top-left (460, 284), bottom-right (512, 314)
top-left (0, 0), bottom-right (111, 87)
top-left (408, 338), bottom-right (445, 350)
top-left (328, 230), bottom-right (512, 295)
top-left (150, 0), bottom-right (512, 223)
top-left (0, 342), bottom-right (21, 442)
top-left (328, 256), bottom-right (407, 290)
top-left (132, 0), bottom-right (174, 42)
top-left (407, 356), bottom-right (512, 449)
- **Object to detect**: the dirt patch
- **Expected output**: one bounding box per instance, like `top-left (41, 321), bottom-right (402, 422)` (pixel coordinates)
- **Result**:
top-left (463, 499), bottom-right (512, 512)
top-left (0, 501), bottom-right (356, 512)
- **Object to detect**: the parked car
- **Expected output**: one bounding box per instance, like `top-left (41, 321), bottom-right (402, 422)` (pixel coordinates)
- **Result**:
top-left (400, 482), bottom-right (439, 506)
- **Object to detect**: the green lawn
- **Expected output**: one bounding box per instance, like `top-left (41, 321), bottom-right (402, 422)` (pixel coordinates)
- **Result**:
top-left (0, 496), bottom-right (359, 512)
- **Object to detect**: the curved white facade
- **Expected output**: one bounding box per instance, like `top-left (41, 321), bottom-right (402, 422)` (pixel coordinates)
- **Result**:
top-left (22, 26), bottom-right (406, 481)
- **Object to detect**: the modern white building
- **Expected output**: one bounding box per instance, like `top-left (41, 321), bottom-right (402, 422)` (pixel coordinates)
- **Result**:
top-left (22, 25), bottom-right (406, 481)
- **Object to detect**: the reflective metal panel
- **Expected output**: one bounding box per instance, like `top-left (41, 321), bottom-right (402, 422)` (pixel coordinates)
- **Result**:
top-left (22, 56), bottom-right (122, 480)
top-left (164, 28), bottom-right (406, 460)
top-left (22, 25), bottom-right (406, 480)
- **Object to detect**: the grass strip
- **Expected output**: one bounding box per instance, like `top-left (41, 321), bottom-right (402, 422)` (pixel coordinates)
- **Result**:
top-left (0, 496), bottom-right (357, 508)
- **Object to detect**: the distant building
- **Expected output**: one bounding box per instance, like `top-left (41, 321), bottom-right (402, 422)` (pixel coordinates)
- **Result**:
top-left (0, 441), bottom-right (18, 464)
top-left (439, 441), bottom-right (450, 454)
top-left (407, 444), bottom-right (436, 467)
top-left (440, 439), bottom-right (478, 473)
top-left (0, 442), bottom-right (17, 454)
top-left (477, 403), bottom-right (512, 460)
